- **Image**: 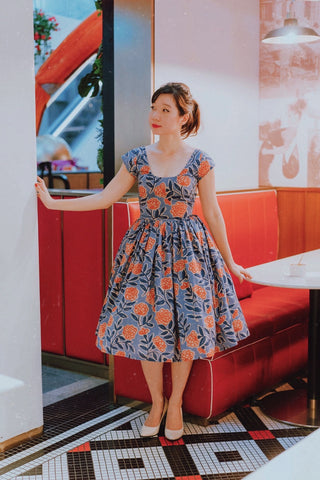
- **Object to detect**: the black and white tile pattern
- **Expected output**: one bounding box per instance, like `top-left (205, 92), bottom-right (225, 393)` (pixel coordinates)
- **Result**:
top-left (0, 375), bottom-right (316, 480)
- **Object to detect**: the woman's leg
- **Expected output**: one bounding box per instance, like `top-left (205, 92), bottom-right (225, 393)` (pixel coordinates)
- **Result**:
top-left (166, 360), bottom-right (193, 430)
top-left (141, 360), bottom-right (165, 427)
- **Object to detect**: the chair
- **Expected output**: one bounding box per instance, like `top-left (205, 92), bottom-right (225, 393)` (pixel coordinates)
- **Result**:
top-left (38, 161), bottom-right (70, 189)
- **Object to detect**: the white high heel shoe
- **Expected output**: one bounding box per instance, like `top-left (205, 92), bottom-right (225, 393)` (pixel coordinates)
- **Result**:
top-left (140, 398), bottom-right (168, 437)
top-left (165, 407), bottom-right (184, 441)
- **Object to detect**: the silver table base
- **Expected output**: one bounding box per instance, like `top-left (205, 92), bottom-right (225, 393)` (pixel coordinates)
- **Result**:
top-left (259, 388), bottom-right (320, 428)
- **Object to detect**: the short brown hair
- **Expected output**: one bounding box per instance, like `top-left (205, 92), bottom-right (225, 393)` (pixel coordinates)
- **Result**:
top-left (151, 82), bottom-right (200, 139)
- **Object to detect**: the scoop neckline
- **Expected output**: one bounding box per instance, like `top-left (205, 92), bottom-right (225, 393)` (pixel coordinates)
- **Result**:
top-left (143, 146), bottom-right (198, 179)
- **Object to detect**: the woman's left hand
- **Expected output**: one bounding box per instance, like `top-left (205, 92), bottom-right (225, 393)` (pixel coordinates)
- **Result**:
top-left (35, 176), bottom-right (54, 209)
top-left (228, 263), bottom-right (252, 283)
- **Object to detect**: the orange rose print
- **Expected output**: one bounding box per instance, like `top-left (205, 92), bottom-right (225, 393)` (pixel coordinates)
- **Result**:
top-left (153, 336), bottom-right (167, 352)
top-left (171, 201), bottom-right (187, 217)
top-left (133, 220), bottom-right (140, 231)
top-left (139, 185), bottom-right (147, 198)
top-left (134, 303), bottom-right (149, 316)
top-left (206, 348), bottom-right (217, 358)
top-left (186, 231), bottom-right (193, 242)
top-left (132, 263), bottom-right (143, 275)
top-left (140, 231), bottom-right (147, 244)
top-left (160, 223), bottom-right (167, 236)
top-left (177, 175), bottom-right (191, 187)
top-left (115, 351), bottom-right (126, 357)
top-left (196, 231), bottom-right (204, 245)
top-left (217, 314), bottom-right (226, 325)
top-left (154, 183), bottom-right (167, 197)
top-left (161, 277), bottom-right (173, 290)
top-left (140, 165), bottom-right (150, 174)
top-left (192, 285), bottom-right (207, 299)
top-left (155, 308), bottom-right (173, 326)
top-left (107, 316), bottom-right (114, 327)
top-left (204, 315), bottom-right (214, 329)
top-left (208, 236), bottom-right (216, 248)
top-left (173, 259), bottom-right (186, 273)
top-left (97, 338), bottom-right (104, 350)
top-left (124, 287), bottom-right (139, 301)
top-left (186, 330), bottom-right (199, 348)
top-left (181, 349), bottom-right (195, 361)
top-left (217, 268), bottom-right (224, 278)
top-left (198, 347), bottom-right (206, 354)
top-left (146, 288), bottom-right (155, 305)
top-left (146, 237), bottom-right (156, 252)
top-left (157, 246), bottom-right (166, 261)
top-left (96, 147), bottom-right (249, 361)
top-left (125, 243), bottom-right (135, 255)
top-left (122, 325), bottom-right (138, 340)
top-left (232, 319), bottom-right (243, 332)
top-left (98, 324), bottom-right (107, 336)
top-left (198, 160), bottom-right (211, 178)
top-left (139, 327), bottom-right (150, 335)
top-left (147, 198), bottom-right (161, 210)
top-left (188, 259), bottom-right (202, 274)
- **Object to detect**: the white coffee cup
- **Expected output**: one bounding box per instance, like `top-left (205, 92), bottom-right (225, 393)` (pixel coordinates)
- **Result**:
top-left (289, 263), bottom-right (306, 277)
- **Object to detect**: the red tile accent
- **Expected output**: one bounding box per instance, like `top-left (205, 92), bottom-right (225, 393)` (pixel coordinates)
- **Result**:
top-left (68, 441), bottom-right (91, 452)
top-left (159, 436), bottom-right (185, 446)
top-left (175, 476), bottom-right (202, 480)
top-left (248, 430), bottom-right (275, 440)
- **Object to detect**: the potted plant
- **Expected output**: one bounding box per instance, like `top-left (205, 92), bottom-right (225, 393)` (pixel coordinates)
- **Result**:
top-left (33, 9), bottom-right (59, 66)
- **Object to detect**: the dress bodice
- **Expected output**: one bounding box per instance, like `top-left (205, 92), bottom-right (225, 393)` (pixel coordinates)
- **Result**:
top-left (122, 146), bottom-right (215, 220)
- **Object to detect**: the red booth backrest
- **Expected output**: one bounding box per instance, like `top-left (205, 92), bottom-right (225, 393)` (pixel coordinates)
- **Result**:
top-left (112, 190), bottom-right (278, 299)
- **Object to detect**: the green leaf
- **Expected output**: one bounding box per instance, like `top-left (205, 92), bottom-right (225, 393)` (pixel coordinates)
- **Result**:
top-left (78, 73), bottom-right (101, 97)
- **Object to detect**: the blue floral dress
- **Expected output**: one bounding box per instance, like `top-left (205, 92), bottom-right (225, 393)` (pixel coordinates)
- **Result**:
top-left (96, 146), bottom-right (249, 362)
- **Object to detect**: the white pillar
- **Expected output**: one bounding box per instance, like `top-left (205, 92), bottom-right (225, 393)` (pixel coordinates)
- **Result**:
top-left (0, 0), bottom-right (43, 450)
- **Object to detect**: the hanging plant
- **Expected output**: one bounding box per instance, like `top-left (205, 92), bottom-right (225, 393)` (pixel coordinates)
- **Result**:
top-left (78, 0), bottom-right (104, 173)
top-left (33, 9), bottom-right (59, 62)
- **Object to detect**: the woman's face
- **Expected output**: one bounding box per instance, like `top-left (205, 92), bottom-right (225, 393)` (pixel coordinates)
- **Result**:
top-left (149, 93), bottom-right (188, 137)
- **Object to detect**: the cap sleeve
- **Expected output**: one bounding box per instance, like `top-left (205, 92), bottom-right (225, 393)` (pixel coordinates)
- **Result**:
top-left (195, 151), bottom-right (215, 181)
top-left (121, 148), bottom-right (139, 178)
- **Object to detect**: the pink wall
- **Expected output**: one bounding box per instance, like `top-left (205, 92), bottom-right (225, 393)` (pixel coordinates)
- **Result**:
top-left (154, 0), bottom-right (260, 191)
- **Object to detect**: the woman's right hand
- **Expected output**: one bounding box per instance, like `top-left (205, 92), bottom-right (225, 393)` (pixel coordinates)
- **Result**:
top-left (35, 176), bottom-right (54, 209)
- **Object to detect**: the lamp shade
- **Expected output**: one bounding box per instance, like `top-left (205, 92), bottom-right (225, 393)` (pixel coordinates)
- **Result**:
top-left (262, 18), bottom-right (320, 44)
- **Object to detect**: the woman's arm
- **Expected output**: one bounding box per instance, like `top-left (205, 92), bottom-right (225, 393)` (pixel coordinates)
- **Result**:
top-left (198, 169), bottom-right (251, 282)
top-left (35, 163), bottom-right (136, 211)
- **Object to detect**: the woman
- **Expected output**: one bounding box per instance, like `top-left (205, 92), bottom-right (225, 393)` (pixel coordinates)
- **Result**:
top-left (35, 82), bottom-right (251, 441)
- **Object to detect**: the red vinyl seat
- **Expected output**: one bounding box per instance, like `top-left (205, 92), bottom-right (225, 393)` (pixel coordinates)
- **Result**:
top-left (112, 190), bottom-right (309, 419)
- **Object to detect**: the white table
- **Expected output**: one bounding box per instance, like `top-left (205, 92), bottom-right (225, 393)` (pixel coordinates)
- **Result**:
top-left (247, 249), bottom-right (320, 427)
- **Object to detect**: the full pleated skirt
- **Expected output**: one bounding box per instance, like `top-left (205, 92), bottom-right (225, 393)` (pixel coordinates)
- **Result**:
top-left (96, 215), bottom-right (249, 362)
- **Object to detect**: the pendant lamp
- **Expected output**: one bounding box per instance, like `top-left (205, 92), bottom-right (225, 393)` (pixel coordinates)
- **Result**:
top-left (262, 0), bottom-right (320, 45)
top-left (262, 17), bottom-right (320, 44)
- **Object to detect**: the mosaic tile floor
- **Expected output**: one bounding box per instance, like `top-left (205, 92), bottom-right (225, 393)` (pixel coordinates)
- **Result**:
top-left (0, 374), bottom-right (316, 480)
